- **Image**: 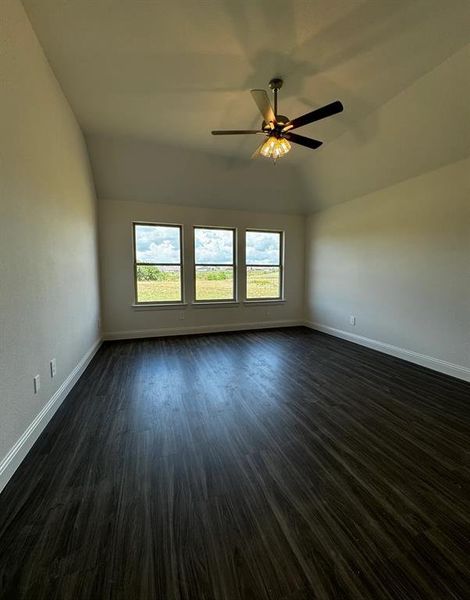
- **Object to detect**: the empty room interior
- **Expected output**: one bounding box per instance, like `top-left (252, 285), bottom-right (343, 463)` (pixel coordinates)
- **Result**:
top-left (1, 1), bottom-right (470, 598)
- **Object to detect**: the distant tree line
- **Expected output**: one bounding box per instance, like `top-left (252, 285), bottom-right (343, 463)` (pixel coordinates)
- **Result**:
top-left (137, 265), bottom-right (173, 281)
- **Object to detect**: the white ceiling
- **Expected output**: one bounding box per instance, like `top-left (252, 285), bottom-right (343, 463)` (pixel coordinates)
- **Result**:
top-left (22, 0), bottom-right (470, 212)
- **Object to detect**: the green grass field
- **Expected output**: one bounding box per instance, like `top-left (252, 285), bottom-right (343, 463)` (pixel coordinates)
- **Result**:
top-left (136, 267), bottom-right (280, 302)
top-left (246, 267), bottom-right (280, 299)
top-left (137, 279), bottom-right (182, 302)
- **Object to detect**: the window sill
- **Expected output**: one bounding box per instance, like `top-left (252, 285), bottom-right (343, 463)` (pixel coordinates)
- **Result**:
top-left (191, 301), bottom-right (240, 308)
top-left (243, 299), bottom-right (286, 305)
top-left (132, 303), bottom-right (187, 311)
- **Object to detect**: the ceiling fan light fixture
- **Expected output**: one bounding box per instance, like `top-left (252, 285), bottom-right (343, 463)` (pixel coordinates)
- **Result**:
top-left (260, 136), bottom-right (291, 159)
top-left (211, 78), bottom-right (343, 160)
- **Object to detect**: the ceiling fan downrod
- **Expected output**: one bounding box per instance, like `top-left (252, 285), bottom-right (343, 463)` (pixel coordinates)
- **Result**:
top-left (269, 77), bottom-right (283, 117)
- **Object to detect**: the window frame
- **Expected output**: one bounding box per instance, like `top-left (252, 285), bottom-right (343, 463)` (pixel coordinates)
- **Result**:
top-left (245, 228), bottom-right (284, 301)
top-left (133, 221), bottom-right (184, 305)
top-left (193, 225), bottom-right (237, 303)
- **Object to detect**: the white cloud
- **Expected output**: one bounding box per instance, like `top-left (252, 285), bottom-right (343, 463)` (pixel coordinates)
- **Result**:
top-left (246, 231), bottom-right (280, 265)
top-left (135, 225), bottom-right (180, 263)
top-left (195, 228), bottom-right (233, 264)
top-left (135, 225), bottom-right (281, 265)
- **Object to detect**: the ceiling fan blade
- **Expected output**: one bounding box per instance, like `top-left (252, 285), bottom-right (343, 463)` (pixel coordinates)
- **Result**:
top-left (211, 129), bottom-right (264, 135)
top-left (282, 100), bottom-right (343, 131)
top-left (250, 89), bottom-right (276, 124)
top-left (283, 132), bottom-right (323, 150)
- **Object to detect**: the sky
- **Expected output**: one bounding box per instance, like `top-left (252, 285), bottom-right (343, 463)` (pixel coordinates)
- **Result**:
top-left (245, 231), bottom-right (280, 265)
top-left (135, 225), bottom-right (280, 265)
top-left (135, 225), bottom-right (181, 263)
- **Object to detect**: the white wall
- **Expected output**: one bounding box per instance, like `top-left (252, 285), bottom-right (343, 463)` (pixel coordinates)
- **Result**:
top-left (305, 157), bottom-right (470, 380)
top-left (304, 39), bottom-right (470, 381)
top-left (99, 200), bottom-right (305, 338)
top-left (0, 0), bottom-right (101, 489)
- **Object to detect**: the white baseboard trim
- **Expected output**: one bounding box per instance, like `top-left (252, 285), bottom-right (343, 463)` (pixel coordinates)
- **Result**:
top-left (0, 338), bottom-right (102, 494)
top-left (103, 319), bottom-right (302, 341)
top-left (304, 321), bottom-right (470, 383)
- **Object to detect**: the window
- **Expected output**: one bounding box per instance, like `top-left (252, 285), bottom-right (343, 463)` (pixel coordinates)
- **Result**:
top-left (246, 230), bottom-right (283, 300)
top-left (194, 227), bottom-right (236, 301)
top-left (133, 223), bottom-right (183, 303)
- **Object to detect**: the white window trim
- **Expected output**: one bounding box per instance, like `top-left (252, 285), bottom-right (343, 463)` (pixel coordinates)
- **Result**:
top-left (245, 229), bottom-right (285, 301)
top-left (193, 225), bottom-right (237, 303)
top-left (133, 221), bottom-right (185, 305)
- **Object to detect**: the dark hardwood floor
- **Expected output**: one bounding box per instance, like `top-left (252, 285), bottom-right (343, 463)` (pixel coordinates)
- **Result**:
top-left (0, 327), bottom-right (469, 599)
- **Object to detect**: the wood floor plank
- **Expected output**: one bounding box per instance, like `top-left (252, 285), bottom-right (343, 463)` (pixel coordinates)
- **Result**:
top-left (0, 327), bottom-right (469, 599)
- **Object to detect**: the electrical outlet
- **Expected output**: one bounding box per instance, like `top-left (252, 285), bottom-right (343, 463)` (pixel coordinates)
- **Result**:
top-left (50, 358), bottom-right (57, 378)
top-left (349, 315), bottom-right (356, 326)
top-left (33, 375), bottom-right (40, 394)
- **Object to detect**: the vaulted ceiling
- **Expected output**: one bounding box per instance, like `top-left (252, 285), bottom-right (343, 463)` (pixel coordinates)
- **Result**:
top-left (22, 0), bottom-right (470, 213)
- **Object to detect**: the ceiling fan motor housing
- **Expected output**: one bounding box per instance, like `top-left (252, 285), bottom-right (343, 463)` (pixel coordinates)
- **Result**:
top-left (269, 78), bottom-right (283, 90)
top-left (262, 115), bottom-right (290, 135)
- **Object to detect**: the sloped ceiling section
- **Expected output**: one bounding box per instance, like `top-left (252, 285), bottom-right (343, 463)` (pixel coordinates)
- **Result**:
top-left (22, 0), bottom-right (470, 213)
top-left (302, 42), bottom-right (470, 210)
top-left (86, 134), bottom-right (310, 214)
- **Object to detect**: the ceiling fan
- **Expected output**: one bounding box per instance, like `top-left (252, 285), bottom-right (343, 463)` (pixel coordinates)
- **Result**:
top-left (211, 78), bottom-right (343, 160)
